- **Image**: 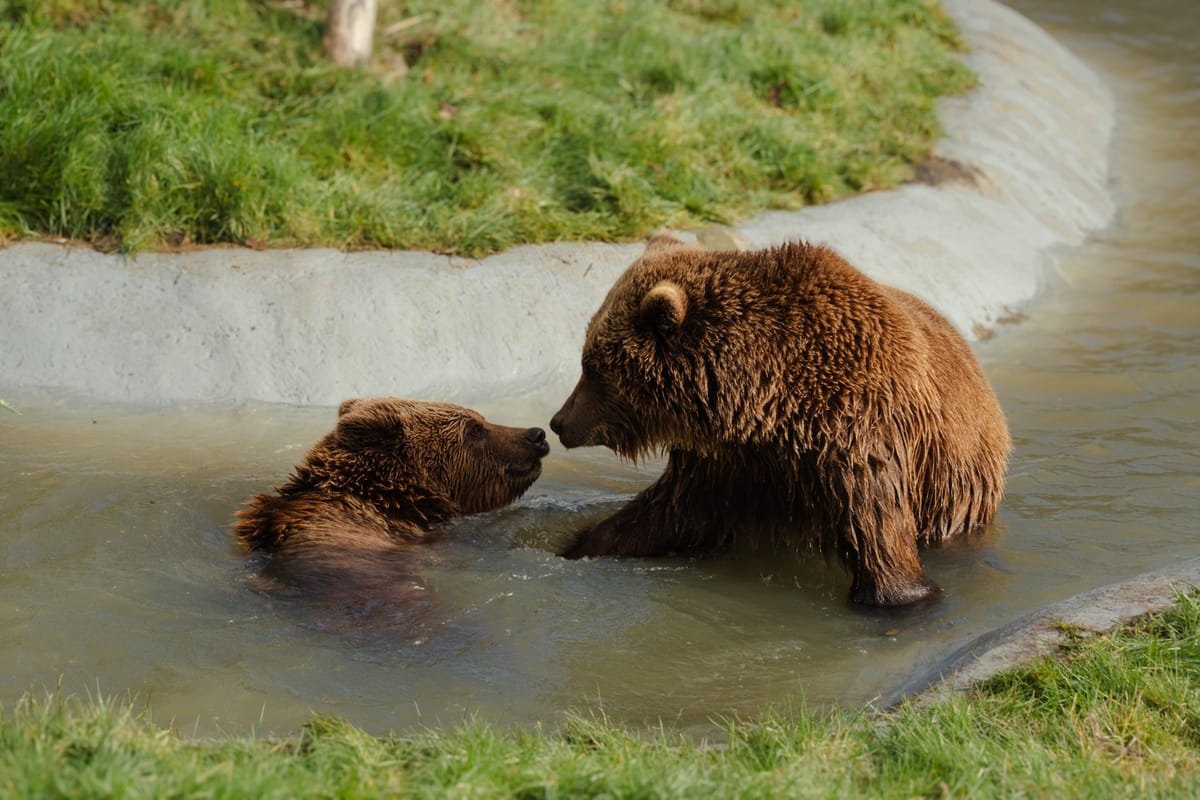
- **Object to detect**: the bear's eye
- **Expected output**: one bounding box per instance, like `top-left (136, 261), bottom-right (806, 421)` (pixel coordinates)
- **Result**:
top-left (465, 421), bottom-right (486, 441)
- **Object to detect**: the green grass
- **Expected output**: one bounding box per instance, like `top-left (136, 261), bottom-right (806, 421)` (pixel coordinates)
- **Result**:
top-left (4, 591), bottom-right (1198, 798)
top-left (0, 0), bottom-right (974, 255)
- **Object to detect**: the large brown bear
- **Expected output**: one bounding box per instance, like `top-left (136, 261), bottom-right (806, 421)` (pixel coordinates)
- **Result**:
top-left (550, 235), bottom-right (1010, 607)
top-left (234, 397), bottom-right (549, 625)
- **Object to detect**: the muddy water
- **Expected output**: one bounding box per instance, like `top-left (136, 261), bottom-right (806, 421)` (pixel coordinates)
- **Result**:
top-left (1, 0), bottom-right (1197, 736)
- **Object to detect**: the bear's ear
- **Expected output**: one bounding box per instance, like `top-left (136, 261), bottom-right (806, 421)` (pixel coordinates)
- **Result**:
top-left (336, 410), bottom-right (404, 452)
top-left (639, 280), bottom-right (687, 333)
top-left (643, 233), bottom-right (687, 258)
top-left (338, 398), bottom-right (363, 417)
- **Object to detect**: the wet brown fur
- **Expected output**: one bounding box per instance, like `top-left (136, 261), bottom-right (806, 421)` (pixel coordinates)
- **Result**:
top-left (234, 397), bottom-right (549, 622)
top-left (550, 236), bottom-right (1011, 607)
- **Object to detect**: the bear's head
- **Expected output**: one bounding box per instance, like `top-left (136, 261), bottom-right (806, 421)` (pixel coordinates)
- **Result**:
top-left (551, 234), bottom-right (748, 460)
top-left (302, 397), bottom-right (550, 520)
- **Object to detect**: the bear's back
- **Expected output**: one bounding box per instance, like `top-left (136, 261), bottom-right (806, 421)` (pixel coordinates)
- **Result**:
top-left (709, 243), bottom-right (1011, 540)
top-left (235, 488), bottom-right (427, 554)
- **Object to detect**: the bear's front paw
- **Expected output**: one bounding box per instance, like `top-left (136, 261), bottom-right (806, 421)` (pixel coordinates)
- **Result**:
top-left (557, 517), bottom-right (640, 559)
top-left (850, 573), bottom-right (941, 607)
top-left (557, 527), bottom-right (602, 559)
top-left (558, 538), bottom-right (589, 560)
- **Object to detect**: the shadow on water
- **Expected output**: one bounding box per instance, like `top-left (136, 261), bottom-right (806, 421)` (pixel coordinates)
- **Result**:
top-left (1, 0), bottom-right (1198, 737)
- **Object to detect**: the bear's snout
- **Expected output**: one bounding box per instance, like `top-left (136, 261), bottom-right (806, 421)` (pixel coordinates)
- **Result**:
top-left (549, 393), bottom-right (575, 441)
top-left (550, 375), bottom-right (590, 445)
top-left (526, 427), bottom-right (550, 455)
top-left (550, 404), bottom-right (583, 448)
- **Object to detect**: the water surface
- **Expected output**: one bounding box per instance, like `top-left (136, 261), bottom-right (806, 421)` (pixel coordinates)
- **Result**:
top-left (1, 0), bottom-right (1197, 737)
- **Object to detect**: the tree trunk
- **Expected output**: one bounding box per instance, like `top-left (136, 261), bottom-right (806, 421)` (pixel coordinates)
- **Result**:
top-left (324, 0), bottom-right (378, 68)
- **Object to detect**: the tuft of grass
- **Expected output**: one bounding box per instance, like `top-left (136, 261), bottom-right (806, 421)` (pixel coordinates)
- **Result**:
top-left (0, 0), bottom-right (974, 255)
top-left (3, 590), bottom-right (1199, 798)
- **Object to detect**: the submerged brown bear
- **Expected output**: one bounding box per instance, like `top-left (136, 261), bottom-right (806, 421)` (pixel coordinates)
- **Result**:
top-left (550, 235), bottom-right (1011, 607)
top-left (234, 397), bottom-right (549, 624)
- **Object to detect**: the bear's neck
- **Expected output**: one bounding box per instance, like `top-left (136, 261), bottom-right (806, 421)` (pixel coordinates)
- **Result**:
top-left (286, 464), bottom-right (457, 530)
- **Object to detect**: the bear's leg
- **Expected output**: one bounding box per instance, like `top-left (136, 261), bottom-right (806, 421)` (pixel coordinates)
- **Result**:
top-left (558, 492), bottom-right (676, 558)
top-left (847, 542), bottom-right (939, 607)
top-left (559, 451), bottom-right (726, 559)
top-left (840, 466), bottom-right (939, 607)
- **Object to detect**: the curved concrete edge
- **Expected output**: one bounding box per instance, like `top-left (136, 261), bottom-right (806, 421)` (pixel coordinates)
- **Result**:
top-left (0, 0), bottom-right (1115, 408)
top-left (736, 0), bottom-right (1115, 338)
top-left (883, 559), bottom-right (1200, 711)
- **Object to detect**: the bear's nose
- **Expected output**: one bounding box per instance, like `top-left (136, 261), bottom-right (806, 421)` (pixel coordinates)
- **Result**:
top-left (549, 413), bottom-right (564, 436)
top-left (526, 427), bottom-right (549, 453)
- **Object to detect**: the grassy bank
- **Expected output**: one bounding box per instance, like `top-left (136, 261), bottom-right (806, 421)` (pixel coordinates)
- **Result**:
top-left (0, 0), bottom-right (973, 255)
top-left (4, 591), bottom-right (1197, 798)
